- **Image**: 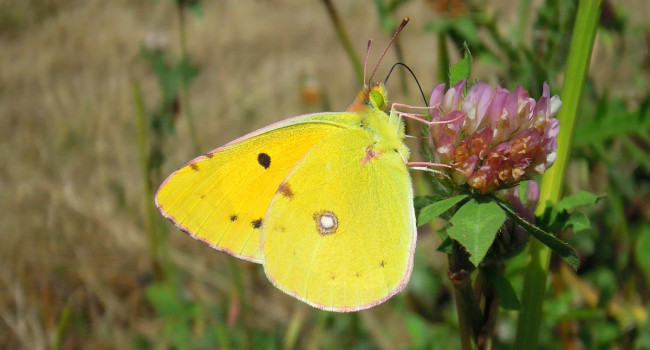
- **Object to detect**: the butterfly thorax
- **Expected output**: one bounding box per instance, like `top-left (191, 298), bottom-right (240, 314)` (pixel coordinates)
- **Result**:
top-left (348, 83), bottom-right (410, 161)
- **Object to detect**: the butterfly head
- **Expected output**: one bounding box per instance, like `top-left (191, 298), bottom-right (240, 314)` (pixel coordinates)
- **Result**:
top-left (348, 82), bottom-right (388, 112)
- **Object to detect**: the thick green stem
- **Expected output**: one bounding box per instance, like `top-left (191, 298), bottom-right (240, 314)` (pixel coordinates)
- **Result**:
top-left (449, 241), bottom-right (480, 349)
top-left (453, 287), bottom-right (474, 350)
top-left (515, 0), bottom-right (602, 347)
top-left (475, 267), bottom-right (501, 350)
top-left (321, 0), bottom-right (364, 83)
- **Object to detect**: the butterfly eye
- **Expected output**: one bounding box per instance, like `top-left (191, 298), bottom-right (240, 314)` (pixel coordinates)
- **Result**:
top-left (368, 90), bottom-right (386, 110)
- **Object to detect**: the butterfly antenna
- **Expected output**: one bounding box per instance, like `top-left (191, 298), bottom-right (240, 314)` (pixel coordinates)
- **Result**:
top-left (363, 40), bottom-right (372, 88)
top-left (368, 17), bottom-right (409, 83)
top-left (384, 62), bottom-right (429, 107)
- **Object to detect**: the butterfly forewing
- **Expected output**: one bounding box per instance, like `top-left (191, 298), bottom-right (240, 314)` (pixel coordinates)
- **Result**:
top-left (156, 116), bottom-right (349, 262)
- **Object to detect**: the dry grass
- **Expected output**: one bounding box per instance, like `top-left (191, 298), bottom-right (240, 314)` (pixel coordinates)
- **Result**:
top-left (0, 1), bottom-right (429, 348)
top-left (0, 0), bottom-right (648, 348)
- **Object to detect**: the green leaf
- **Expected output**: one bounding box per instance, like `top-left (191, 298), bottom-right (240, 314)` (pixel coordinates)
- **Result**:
top-left (164, 318), bottom-right (192, 349)
top-left (573, 96), bottom-right (650, 147)
top-left (584, 267), bottom-right (616, 304)
top-left (496, 201), bottom-right (580, 270)
top-left (437, 236), bottom-right (453, 254)
top-left (517, 181), bottom-right (530, 204)
top-left (635, 224), bottom-right (650, 284)
top-left (476, 51), bottom-right (504, 68)
top-left (555, 191), bottom-right (599, 212)
top-left (622, 135), bottom-right (650, 171)
top-left (145, 283), bottom-right (183, 317)
top-left (413, 195), bottom-right (447, 212)
top-left (452, 17), bottom-right (478, 45)
top-left (564, 211), bottom-right (591, 232)
top-left (405, 314), bottom-right (429, 349)
top-left (422, 19), bottom-right (453, 33)
top-left (417, 194), bottom-right (468, 226)
top-left (373, 0), bottom-right (397, 32)
top-left (447, 199), bottom-right (506, 267)
top-left (177, 57), bottom-right (200, 85)
top-left (187, 0), bottom-right (204, 17)
top-left (636, 309), bottom-right (650, 348)
top-left (482, 268), bottom-right (521, 311)
top-left (449, 47), bottom-right (472, 87)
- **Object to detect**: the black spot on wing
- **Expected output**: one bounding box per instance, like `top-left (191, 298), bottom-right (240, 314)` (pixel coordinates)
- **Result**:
top-left (257, 153), bottom-right (271, 169)
top-left (189, 163), bottom-right (199, 171)
top-left (251, 218), bottom-right (263, 229)
top-left (230, 215), bottom-right (238, 222)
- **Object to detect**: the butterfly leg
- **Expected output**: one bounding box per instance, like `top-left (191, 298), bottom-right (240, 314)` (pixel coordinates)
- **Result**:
top-left (389, 103), bottom-right (466, 130)
top-left (404, 159), bottom-right (453, 180)
top-left (407, 161), bottom-right (451, 168)
top-left (394, 145), bottom-right (452, 172)
top-left (391, 102), bottom-right (438, 119)
top-left (389, 103), bottom-right (458, 178)
top-left (388, 103), bottom-right (432, 139)
top-left (407, 165), bottom-right (453, 179)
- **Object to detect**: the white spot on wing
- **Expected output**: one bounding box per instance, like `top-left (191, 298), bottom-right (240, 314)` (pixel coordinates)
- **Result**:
top-left (320, 215), bottom-right (335, 229)
top-left (313, 211), bottom-right (338, 235)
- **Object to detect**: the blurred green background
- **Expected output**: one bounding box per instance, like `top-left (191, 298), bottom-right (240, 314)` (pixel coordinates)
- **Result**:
top-left (1, 0), bottom-right (649, 349)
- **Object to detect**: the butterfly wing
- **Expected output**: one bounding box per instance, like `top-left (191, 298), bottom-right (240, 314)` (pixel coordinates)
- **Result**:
top-left (155, 113), bottom-right (359, 262)
top-left (261, 127), bottom-right (416, 311)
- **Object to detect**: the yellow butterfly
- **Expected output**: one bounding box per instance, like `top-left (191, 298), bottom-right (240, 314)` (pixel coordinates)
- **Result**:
top-left (156, 19), bottom-right (429, 312)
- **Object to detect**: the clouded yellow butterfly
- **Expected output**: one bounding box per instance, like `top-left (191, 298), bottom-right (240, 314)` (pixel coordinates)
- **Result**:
top-left (156, 19), bottom-right (419, 312)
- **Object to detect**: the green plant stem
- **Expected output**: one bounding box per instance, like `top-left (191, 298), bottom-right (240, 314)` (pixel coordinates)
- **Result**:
top-left (515, 0), bottom-right (602, 348)
top-left (215, 323), bottom-right (231, 350)
top-left (473, 269), bottom-right (496, 349)
top-left (517, 0), bottom-right (532, 46)
top-left (453, 287), bottom-right (473, 350)
top-left (133, 79), bottom-right (162, 279)
top-left (283, 308), bottom-right (305, 350)
top-left (458, 281), bottom-right (482, 338)
top-left (438, 32), bottom-right (449, 86)
top-left (177, 2), bottom-right (201, 154)
top-left (54, 304), bottom-right (71, 350)
top-left (321, 0), bottom-right (364, 83)
top-left (449, 241), bottom-right (480, 349)
top-left (227, 259), bottom-right (250, 349)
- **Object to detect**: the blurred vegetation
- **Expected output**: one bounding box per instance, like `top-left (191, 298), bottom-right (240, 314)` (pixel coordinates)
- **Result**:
top-left (1, 0), bottom-right (648, 349)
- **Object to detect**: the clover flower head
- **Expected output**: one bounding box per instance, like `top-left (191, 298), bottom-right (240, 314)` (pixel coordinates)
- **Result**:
top-left (428, 79), bottom-right (561, 193)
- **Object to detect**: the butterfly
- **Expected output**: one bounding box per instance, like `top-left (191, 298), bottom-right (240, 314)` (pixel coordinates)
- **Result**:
top-left (155, 18), bottom-right (436, 312)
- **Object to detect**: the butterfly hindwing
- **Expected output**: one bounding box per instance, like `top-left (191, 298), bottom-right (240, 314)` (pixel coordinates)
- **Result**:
top-left (155, 113), bottom-right (359, 262)
top-left (261, 127), bottom-right (416, 311)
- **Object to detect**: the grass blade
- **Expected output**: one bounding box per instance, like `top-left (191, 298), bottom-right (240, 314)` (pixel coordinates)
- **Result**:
top-left (515, 0), bottom-right (603, 347)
